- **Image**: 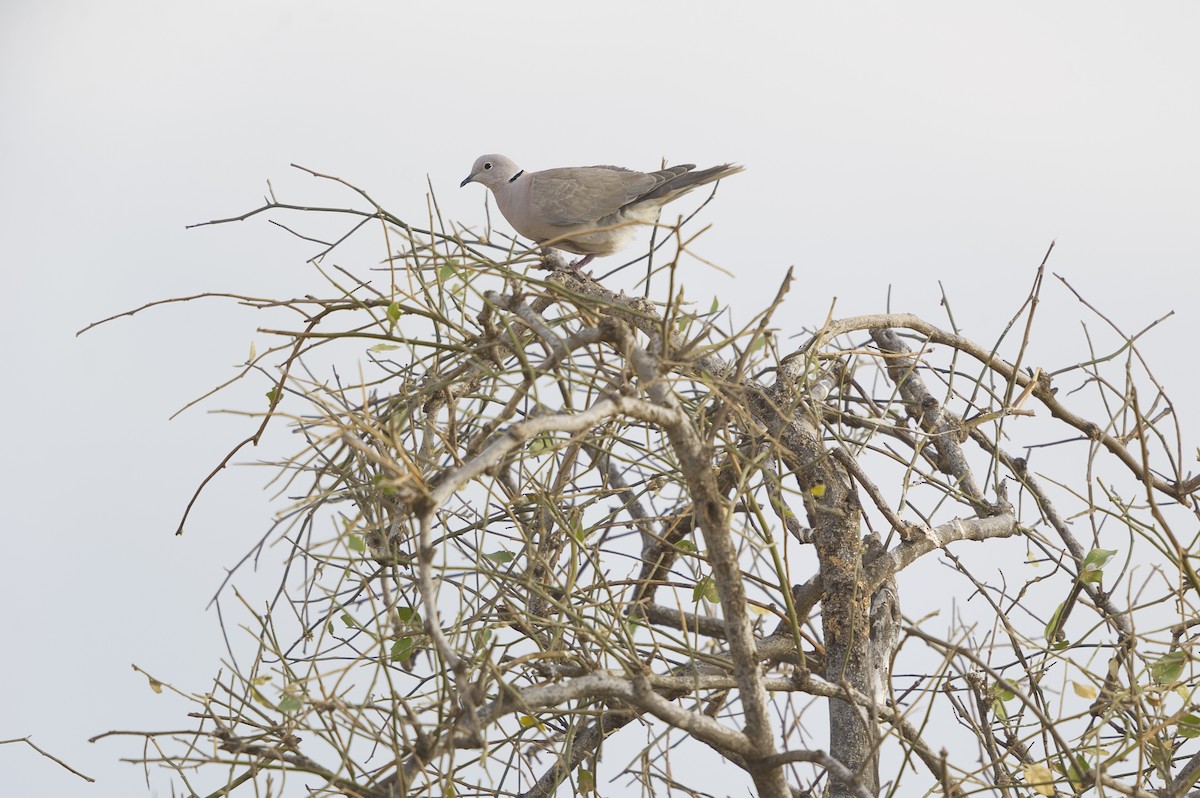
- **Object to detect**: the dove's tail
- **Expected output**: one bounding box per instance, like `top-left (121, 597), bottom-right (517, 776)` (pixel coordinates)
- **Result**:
top-left (634, 163), bottom-right (744, 205)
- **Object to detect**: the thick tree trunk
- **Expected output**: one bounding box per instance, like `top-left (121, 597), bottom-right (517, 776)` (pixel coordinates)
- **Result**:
top-left (752, 382), bottom-right (876, 796)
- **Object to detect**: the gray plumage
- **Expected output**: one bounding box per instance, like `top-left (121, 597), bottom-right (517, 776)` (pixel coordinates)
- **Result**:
top-left (460, 154), bottom-right (742, 262)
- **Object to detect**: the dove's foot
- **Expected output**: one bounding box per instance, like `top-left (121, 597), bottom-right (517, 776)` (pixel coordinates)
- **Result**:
top-left (537, 251), bottom-right (596, 278)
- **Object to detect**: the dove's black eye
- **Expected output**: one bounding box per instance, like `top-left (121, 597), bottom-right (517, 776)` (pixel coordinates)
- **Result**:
top-left (484, 162), bottom-right (493, 170)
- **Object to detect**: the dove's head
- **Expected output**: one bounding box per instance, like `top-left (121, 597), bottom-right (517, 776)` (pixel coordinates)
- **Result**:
top-left (460, 154), bottom-right (522, 190)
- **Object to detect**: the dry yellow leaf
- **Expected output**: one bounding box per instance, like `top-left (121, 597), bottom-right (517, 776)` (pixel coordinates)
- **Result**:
top-left (1023, 762), bottom-right (1055, 796)
top-left (1072, 681), bottom-right (1097, 700)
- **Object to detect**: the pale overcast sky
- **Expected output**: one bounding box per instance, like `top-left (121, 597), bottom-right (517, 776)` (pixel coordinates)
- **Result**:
top-left (3, 2), bottom-right (1199, 795)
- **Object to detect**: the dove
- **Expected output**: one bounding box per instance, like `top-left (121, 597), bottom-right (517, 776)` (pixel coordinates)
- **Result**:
top-left (460, 154), bottom-right (741, 267)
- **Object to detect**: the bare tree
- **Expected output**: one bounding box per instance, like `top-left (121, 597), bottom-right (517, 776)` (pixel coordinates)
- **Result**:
top-left (89, 166), bottom-right (1200, 798)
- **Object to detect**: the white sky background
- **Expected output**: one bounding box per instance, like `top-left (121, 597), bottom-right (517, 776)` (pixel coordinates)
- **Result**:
top-left (3, 1), bottom-right (1199, 795)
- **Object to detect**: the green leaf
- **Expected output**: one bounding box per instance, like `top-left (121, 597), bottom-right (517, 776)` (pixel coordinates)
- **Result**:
top-left (570, 517), bottom-right (586, 542)
top-left (1178, 713), bottom-right (1200, 738)
top-left (347, 534), bottom-right (366, 553)
top-left (1081, 547), bottom-right (1118, 583)
top-left (1060, 752), bottom-right (1089, 789)
top-left (527, 432), bottom-right (555, 455)
top-left (265, 388), bottom-right (281, 404)
top-left (992, 698), bottom-right (1007, 721)
top-left (518, 714), bottom-right (545, 730)
top-left (1151, 651), bottom-right (1187, 685)
top-left (485, 550), bottom-right (515, 564)
top-left (340, 612), bottom-right (357, 629)
top-left (386, 301), bottom-right (402, 324)
top-left (277, 694), bottom-right (303, 713)
top-left (438, 262), bottom-right (456, 281)
top-left (390, 636), bottom-right (415, 663)
top-left (473, 628), bottom-right (492, 648)
top-left (709, 296), bottom-right (720, 315)
top-left (693, 575), bottom-right (719, 604)
top-left (1082, 547), bottom-right (1117, 569)
top-left (1148, 739), bottom-right (1174, 775)
top-left (675, 539), bottom-right (698, 554)
top-left (578, 768), bottom-right (596, 793)
top-left (1044, 602), bottom-right (1065, 642)
top-left (370, 343), bottom-right (400, 353)
top-left (396, 606), bottom-right (419, 624)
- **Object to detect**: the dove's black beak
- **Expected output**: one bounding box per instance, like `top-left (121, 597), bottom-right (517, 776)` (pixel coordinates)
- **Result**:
top-left (459, 174), bottom-right (474, 188)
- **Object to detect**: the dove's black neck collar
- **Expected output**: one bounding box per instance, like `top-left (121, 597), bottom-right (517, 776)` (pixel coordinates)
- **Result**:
top-left (509, 170), bottom-right (524, 183)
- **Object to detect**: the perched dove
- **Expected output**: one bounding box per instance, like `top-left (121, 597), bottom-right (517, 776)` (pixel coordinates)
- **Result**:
top-left (460, 154), bottom-right (742, 267)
